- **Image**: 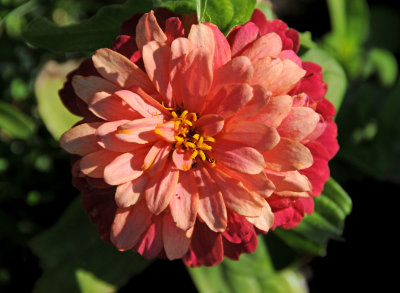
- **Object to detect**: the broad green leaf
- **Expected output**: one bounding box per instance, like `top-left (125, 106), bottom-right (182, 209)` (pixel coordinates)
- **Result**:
top-left (301, 48), bottom-right (347, 112)
top-left (364, 48), bottom-right (398, 87)
top-left (260, 270), bottom-right (308, 293)
top-left (22, 0), bottom-right (153, 52)
top-left (188, 235), bottom-right (275, 293)
top-left (154, 0), bottom-right (256, 35)
top-left (273, 178), bottom-right (352, 256)
top-left (34, 60), bottom-right (81, 140)
top-left (30, 198), bottom-right (153, 293)
top-left (0, 101), bottom-right (35, 139)
top-left (255, 0), bottom-right (275, 20)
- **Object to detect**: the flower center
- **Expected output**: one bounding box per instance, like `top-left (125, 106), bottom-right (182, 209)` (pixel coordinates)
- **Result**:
top-left (170, 110), bottom-right (216, 167)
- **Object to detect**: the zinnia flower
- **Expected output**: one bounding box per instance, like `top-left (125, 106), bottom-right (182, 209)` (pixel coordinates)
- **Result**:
top-left (59, 9), bottom-right (338, 266)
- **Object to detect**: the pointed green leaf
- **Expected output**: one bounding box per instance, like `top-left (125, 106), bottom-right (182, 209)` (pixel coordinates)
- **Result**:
top-left (0, 101), bottom-right (35, 139)
top-left (30, 198), bottom-right (153, 293)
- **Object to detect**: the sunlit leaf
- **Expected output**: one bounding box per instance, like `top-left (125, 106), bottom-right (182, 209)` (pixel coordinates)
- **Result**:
top-left (364, 48), bottom-right (398, 87)
top-left (301, 48), bottom-right (348, 112)
top-left (30, 198), bottom-right (153, 293)
top-left (34, 60), bottom-right (81, 140)
top-left (0, 101), bottom-right (35, 139)
top-left (273, 178), bottom-right (352, 256)
top-left (22, 0), bottom-right (153, 52)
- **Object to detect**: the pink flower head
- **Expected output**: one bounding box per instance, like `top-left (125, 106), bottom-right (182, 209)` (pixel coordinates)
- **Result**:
top-left (60, 9), bottom-right (338, 266)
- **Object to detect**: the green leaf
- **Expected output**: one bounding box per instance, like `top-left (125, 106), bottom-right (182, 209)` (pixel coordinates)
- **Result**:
top-left (364, 48), bottom-right (398, 87)
top-left (273, 178), bottom-right (352, 256)
top-left (188, 235), bottom-right (276, 293)
top-left (30, 198), bottom-right (153, 293)
top-left (22, 0), bottom-right (153, 52)
top-left (301, 47), bottom-right (347, 112)
top-left (154, 0), bottom-right (256, 35)
top-left (34, 60), bottom-right (81, 140)
top-left (0, 101), bottom-right (35, 139)
top-left (255, 0), bottom-right (275, 20)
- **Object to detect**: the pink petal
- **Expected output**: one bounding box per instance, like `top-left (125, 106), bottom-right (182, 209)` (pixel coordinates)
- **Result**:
top-left (114, 89), bottom-right (166, 118)
top-left (115, 117), bottom-right (162, 144)
top-left (134, 215), bottom-right (164, 259)
top-left (263, 138), bottom-right (313, 171)
top-left (228, 22), bottom-right (260, 57)
top-left (163, 212), bottom-right (191, 260)
top-left (208, 56), bottom-right (253, 98)
top-left (96, 120), bottom-right (142, 152)
top-left (277, 107), bottom-right (320, 141)
top-left (212, 168), bottom-right (265, 217)
top-left (245, 200), bottom-right (274, 232)
top-left (193, 167), bottom-right (227, 232)
top-left (205, 23), bottom-right (231, 70)
top-left (228, 85), bottom-right (271, 123)
top-left (80, 149), bottom-right (117, 178)
top-left (103, 151), bottom-right (145, 185)
top-left (279, 50), bottom-right (302, 67)
top-left (92, 48), bottom-right (155, 92)
top-left (169, 170), bottom-right (198, 230)
top-left (60, 122), bottom-right (102, 156)
top-left (115, 176), bottom-right (148, 208)
top-left (218, 164), bottom-right (275, 198)
top-left (194, 114), bottom-right (224, 137)
top-left (250, 95), bottom-right (293, 128)
top-left (111, 200), bottom-right (152, 251)
top-left (145, 162), bottom-right (179, 215)
top-left (251, 57), bottom-right (283, 88)
top-left (241, 33), bottom-right (282, 61)
top-left (172, 149), bottom-right (193, 171)
top-left (212, 140), bottom-right (266, 175)
top-left (180, 47), bottom-right (213, 113)
top-left (203, 84), bottom-right (253, 119)
top-left (135, 11), bottom-right (168, 51)
top-left (188, 24), bottom-right (215, 60)
top-left (142, 41), bottom-right (173, 104)
top-left (154, 121), bottom-right (177, 143)
top-left (221, 121), bottom-right (280, 152)
top-left (268, 59), bottom-right (306, 95)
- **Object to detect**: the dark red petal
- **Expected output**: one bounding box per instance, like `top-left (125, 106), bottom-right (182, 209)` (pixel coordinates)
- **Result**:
top-left (222, 229), bottom-right (257, 260)
top-left (111, 35), bottom-right (142, 64)
top-left (250, 8), bottom-right (269, 36)
top-left (165, 17), bottom-right (185, 44)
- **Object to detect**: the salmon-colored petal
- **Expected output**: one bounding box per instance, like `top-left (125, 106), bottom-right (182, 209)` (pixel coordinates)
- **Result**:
top-left (218, 164), bottom-right (275, 198)
top-left (163, 212), bottom-right (191, 260)
top-left (222, 121), bottom-right (280, 152)
top-left (263, 138), bottom-right (313, 171)
top-left (212, 140), bottom-right (266, 175)
top-left (193, 167), bottom-right (227, 232)
top-left (245, 200), bottom-right (274, 232)
top-left (72, 75), bottom-right (120, 104)
top-left (142, 41), bottom-right (173, 105)
top-left (154, 121), bottom-right (177, 143)
top-left (241, 33), bottom-right (282, 61)
top-left (170, 37), bottom-right (195, 59)
top-left (251, 57), bottom-right (283, 88)
top-left (103, 151), bottom-right (145, 185)
top-left (96, 120), bottom-right (142, 152)
top-left (147, 143), bottom-right (172, 177)
top-left (277, 107), bottom-right (320, 141)
top-left (212, 168), bottom-right (265, 217)
top-left (279, 50), bottom-right (302, 67)
top-left (188, 23), bottom-right (215, 59)
top-left (208, 56), bottom-right (253, 98)
top-left (142, 140), bottom-right (164, 170)
top-left (203, 84), bottom-right (253, 119)
top-left (268, 59), bottom-right (306, 95)
top-left (194, 114), bottom-right (224, 137)
top-left (60, 122), bottom-right (102, 156)
top-left (92, 48), bottom-right (155, 92)
top-left (136, 11), bottom-right (168, 51)
top-left (205, 23), bottom-right (231, 70)
top-left (80, 149), bottom-right (117, 178)
top-left (265, 170), bottom-right (312, 193)
top-left (115, 117), bottom-right (162, 144)
top-left (172, 149), bottom-right (193, 171)
top-left (114, 89), bottom-right (165, 118)
top-left (228, 85), bottom-right (271, 123)
top-left (111, 200), bottom-right (152, 251)
top-left (229, 22), bottom-right (260, 57)
top-left (115, 176), bottom-right (148, 208)
top-left (181, 47), bottom-right (213, 113)
top-left (145, 162), bottom-right (179, 214)
top-left (250, 95), bottom-right (293, 128)
top-left (170, 171), bottom-right (198, 230)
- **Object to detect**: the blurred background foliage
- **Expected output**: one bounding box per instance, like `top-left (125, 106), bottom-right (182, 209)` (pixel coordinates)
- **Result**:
top-left (0, 0), bottom-right (398, 292)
